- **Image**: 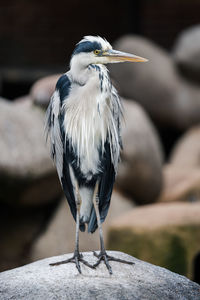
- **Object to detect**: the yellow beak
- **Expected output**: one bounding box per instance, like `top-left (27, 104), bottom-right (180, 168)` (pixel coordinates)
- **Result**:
top-left (103, 49), bottom-right (148, 63)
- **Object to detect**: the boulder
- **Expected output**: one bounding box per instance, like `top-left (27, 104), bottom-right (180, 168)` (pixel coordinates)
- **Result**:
top-left (173, 25), bottom-right (200, 83)
top-left (172, 79), bottom-right (200, 129)
top-left (107, 202), bottom-right (200, 280)
top-left (159, 164), bottom-right (200, 203)
top-left (170, 126), bottom-right (200, 167)
top-left (30, 74), bottom-right (61, 108)
top-left (0, 251), bottom-right (199, 300)
top-left (116, 99), bottom-right (163, 204)
top-left (0, 97), bottom-right (62, 205)
top-left (110, 35), bottom-right (200, 130)
top-left (109, 35), bottom-right (180, 124)
top-left (161, 126), bottom-right (200, 203)
top-left (31, 190), bottom-right (134, 261)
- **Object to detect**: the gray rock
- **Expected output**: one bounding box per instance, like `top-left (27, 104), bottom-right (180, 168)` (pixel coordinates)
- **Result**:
top-left (173, 25), bottom-right (200, 82)
top-left (110, 35), bottom-right (200, 130)
top-left (107, 203), bottom-right (200, 280)
top-left (110, 35), bottom-right (180, 123)
top-left (0, 97), bottom-right (62, 205)
top-left (0, 251), bottom-right (199, 300)
top-left (158, 164), bottom-right (200, 203)
top-left (117, 99), bottom-right (163, 204)
top-left (170, 126), bottom-right (200, 167)
top-left (173, 80), bottom-right (200, 129)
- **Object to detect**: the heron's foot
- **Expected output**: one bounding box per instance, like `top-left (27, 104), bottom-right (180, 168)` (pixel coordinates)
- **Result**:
top-left (50, 251), bottom-right (95, 274)
top-left (93, 250), bottom-right (134, 275)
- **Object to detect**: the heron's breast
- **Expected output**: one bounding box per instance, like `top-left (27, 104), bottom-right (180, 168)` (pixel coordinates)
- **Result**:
top-left (63, 84), bottom-right (109, 176)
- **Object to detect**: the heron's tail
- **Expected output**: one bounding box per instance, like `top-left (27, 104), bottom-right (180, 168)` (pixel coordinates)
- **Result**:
top-left (87, 208), bottom-right (98, 233)
top-left (79, 223), bottom-right (85, 232)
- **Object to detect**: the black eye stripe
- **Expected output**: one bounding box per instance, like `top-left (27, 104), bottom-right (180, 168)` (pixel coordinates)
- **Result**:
top-left (73, 41), bottom-right (102, 56)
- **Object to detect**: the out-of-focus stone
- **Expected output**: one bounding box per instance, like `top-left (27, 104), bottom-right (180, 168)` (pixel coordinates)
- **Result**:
top-left (116, 99), bottom-right (163, 204)
top-left (110, 35), bottom-right (180, 124)
top-left (1, 251), bottom-right (200, 300)
top-left (173, 80), bottom-right (200, 129)
top-left (159, 165), bottom-right (200, 203)
top-left (110, 35), bottom-right (200, 130)
top-left (31, 190), bottom-right (134, 262)
top-left (0, 97), bottom-right (62, 205)
top-left (14, 95), bottom-right (32, 103)
top-left (173, 25), bottom-right (200, 83)
top-left (30, 74), bottom-right (61, 108)
top-left (170, 126), bottom-right (200, 167)
top-left (107, 202), bottom-right (200, 280)
top-left (162, 127), bottom-right (200, 203)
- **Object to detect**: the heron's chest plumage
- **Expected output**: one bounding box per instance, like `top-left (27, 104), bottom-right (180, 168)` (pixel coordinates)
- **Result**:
top-left (63, 66), bottom-right (111, 177)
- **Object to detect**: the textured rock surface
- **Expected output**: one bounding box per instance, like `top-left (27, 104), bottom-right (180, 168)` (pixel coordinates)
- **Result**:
top-left (173, 25), bottom-right (200, 82)
top-left (0, 251), bottom-right (199, 300)
top-left (107, 202), bottom-right (200, 279)
top-left (117, 99), bottom-right (163, 204)
top-left (0, 97), bottom-right (62, 205)
top-left (110, 35), bottom-right (200, 129)
top-left (31, 190), bottom-right (134, 261)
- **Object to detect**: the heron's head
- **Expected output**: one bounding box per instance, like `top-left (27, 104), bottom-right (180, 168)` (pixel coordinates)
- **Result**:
top-left (70, 35), bottom-right (148, 69)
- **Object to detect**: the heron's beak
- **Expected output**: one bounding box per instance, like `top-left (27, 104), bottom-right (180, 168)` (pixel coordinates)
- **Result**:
top-left (103, 49), bottom-right (148, 63)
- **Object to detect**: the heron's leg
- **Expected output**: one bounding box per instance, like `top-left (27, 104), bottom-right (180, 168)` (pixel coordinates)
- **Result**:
top-left (92, 182), bottom-right (134, 275)
top-left (50, 182), bottom-right (94, 273)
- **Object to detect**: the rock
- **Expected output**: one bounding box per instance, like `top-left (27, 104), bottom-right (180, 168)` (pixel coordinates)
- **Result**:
top-left (110, 35), bottom-right (180, 124)
top-left (173, 80), bottom-right (200, 129)
top-left (0, 97), bottom-right (62, 205)
top-left (159, 164), bottom-right (200, 203)
top-left (110, 35), bottom-right (200, 130)
top-left (170, 126), bottom-right (200, 167)
top-left (116, 99), bottom-right (163, 204)
top-left (14, 95), bottom-right (32, 103)
top-left (173, 25), bottom-right (200, 83)
top-left (1, 251), bottom-right (199, 300)
top-left (166, 127), bottom-right (200, 203)
top-left (30, 74), bottom-right (61, 108)
top-left (31, 190), bottom-right (134, 261)
top-left (107, 202), bottom-right (200, 280)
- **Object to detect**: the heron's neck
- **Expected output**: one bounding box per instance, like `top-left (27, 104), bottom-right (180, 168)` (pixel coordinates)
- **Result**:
top-left (70, 56), bottom-right (91, 85)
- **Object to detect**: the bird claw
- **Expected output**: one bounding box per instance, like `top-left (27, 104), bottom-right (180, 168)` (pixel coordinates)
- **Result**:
top-left (93, 251), bottom-right (134, 275)
top-left (50, 251), bottom-right (95, 273)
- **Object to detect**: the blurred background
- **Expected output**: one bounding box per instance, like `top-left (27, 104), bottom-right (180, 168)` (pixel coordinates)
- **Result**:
top-left (0, 0), bottom-right (200, 284)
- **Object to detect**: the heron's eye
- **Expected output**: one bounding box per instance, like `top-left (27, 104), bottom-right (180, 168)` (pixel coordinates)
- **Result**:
top-left (94, 50), bottom-right (100, 55)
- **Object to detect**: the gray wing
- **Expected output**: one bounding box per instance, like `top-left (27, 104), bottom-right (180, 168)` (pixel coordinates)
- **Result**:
top-left (45, 90), bottom-right (64, 181)
top-left (45, 74), bottom-right (78, 223)
top-left (108, 85), bottom-right (123, 172)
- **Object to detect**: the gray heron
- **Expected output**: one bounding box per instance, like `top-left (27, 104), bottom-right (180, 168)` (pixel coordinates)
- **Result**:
top-left (45, 36), bottom-right (147, 274)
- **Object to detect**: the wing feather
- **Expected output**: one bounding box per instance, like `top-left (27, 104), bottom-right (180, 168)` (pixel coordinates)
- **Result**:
top-left (45, 74), bottom-right (77, 222)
